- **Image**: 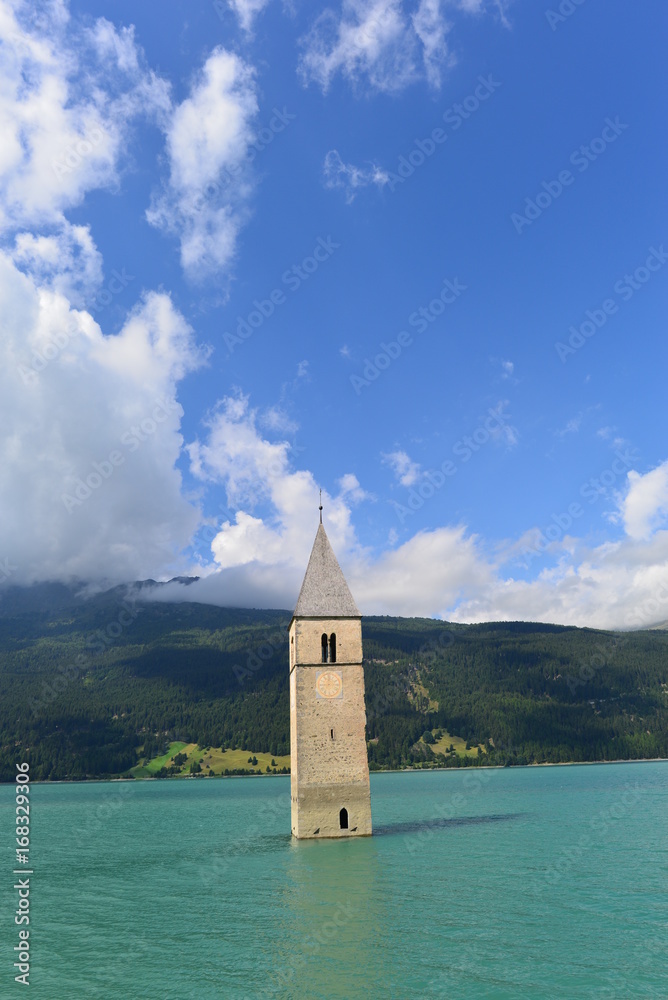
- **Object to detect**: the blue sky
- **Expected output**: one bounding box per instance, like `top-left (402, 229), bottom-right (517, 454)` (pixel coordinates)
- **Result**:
top-left (1, 0), bottom-right (667, 628)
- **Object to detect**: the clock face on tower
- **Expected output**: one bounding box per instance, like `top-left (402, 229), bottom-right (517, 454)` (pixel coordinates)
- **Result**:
top-left (315, 670), bottom-right (343, 700)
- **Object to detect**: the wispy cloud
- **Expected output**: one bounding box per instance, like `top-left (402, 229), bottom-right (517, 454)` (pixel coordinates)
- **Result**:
top-left (338, 473), bottom-right (375, 504)
top-left (412, 0), bottom-right (453, 88)
top-left (323, 149), bottom-right (389, 202)
top-left (299, 1), bottom-right (416, 95)
top-left (555, 415), bottom-right (582, 438)
top-left (382, 449), bottom-right (422, 486)
top-left (225, 0), bottom-right (273, 32)
top-left (260, 406), bottom-right (299, 435)
top-left (490, 357), bottom-right (518, 383)
top-left (298, 0), bottom-right (509, 94)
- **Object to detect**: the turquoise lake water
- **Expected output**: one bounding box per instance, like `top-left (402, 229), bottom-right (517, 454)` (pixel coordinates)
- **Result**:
top-left (1, 762), bottom-right (667, 999)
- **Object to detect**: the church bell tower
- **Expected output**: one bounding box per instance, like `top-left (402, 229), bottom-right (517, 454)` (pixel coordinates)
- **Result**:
top-left (289, 509), bottom-right (372, 838)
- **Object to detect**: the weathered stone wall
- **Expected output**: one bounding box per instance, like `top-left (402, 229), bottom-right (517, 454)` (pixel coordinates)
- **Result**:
top-left (293, 781), bottom-right (372, 838)
top-left (292, 617), bottom-right (362, 666)
top-left (289, 617), bottom-right (372, 839)
top-left (294, 664), bottom-right (369, 784)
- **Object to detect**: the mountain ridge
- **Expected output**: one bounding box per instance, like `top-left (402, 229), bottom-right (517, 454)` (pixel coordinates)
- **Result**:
top-left (0, 582), bottom-right (666, 781)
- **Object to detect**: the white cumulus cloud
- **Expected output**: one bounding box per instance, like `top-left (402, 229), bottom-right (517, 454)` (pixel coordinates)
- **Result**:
top-left (146, 48), bottom-right (259, 282)
top-left (621, 461), bottom-right (668, 541)
top-left (151, 407), bottom-right (668, 630)
top-left (0, 2), bottom-right (170, 234)
top-left (0, 252), bottom-right (205, 586)
top-left (179, 394), bottom-right (364, 604)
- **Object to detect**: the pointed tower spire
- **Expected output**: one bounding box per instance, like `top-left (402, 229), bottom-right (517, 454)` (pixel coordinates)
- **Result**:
top-left (293, 522), bottom-right (360, 618)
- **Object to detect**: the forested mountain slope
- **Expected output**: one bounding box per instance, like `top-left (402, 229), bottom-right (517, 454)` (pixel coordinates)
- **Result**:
top-left (0, 582), bottom-right (666, 780)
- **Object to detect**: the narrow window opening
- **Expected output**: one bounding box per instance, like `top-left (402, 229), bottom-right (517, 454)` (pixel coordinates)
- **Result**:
top-left (339, 807), bottom-right (349, 830)
top-left (330, 729), bottom-right (334, 740)
top-left (329, 633), bottom-right (336, 663)
top-left (321, 633), bottom-right (328, 663)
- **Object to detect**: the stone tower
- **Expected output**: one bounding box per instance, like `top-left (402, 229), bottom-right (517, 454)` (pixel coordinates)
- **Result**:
top-left (289, 518), bottom-right (372, 839)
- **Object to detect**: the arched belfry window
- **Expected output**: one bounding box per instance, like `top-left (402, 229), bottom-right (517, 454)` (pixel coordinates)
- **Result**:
top-left (321, 633), bottom-right (328, 663)
top-left (329, 633), bottom-right (336, 663)
top-left (339, 807), bottom-right (349, 830)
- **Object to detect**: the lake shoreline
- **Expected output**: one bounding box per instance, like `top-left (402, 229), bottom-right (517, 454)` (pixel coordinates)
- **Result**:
top-left (7, 755), bottom-right (667, 785)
